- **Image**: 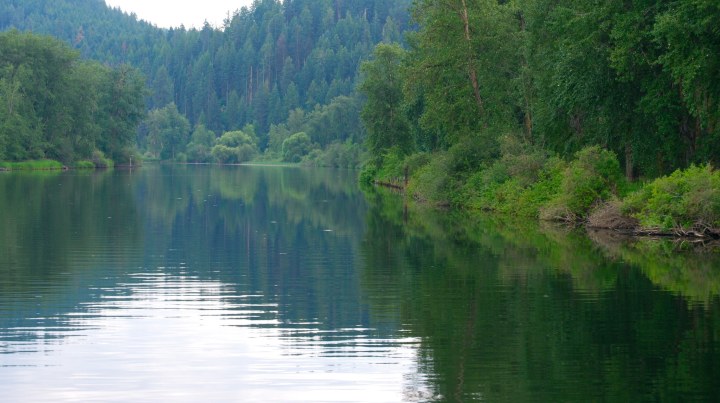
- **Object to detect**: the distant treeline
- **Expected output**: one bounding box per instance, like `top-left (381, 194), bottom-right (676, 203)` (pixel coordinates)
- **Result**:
top-left (0, 0), bottom-right (412, 165)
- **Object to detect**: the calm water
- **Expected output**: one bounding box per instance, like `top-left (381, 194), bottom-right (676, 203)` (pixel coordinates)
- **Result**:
top-left (1, 165), bottom-right (719, 402)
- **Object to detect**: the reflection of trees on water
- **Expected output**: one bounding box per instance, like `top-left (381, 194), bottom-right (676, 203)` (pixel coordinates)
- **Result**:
top-left (360, 188), bottom-right (720, 402)
top-left (0, 170), bottom-right (143, 347)
top-left (0, 166), bottom-right (375, 351)
top-left (133, 165), bottom-right (372, 332)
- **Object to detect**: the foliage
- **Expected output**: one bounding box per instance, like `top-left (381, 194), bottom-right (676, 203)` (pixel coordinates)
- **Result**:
top-left (281, 132), bottom-right (313, 163)
top-left (623, 165), bottom-right (720, 230)
top-left (0, 0), bottom-right (413, 161)
top-left (142, 103), bottom-right (191, 161)
top-left (358, 43), bottom-right (413, 156)
top-left (357, 0), bottom-right (720, 229)
top-left (91, 150), bottom-right (114, 169)
top-left (74, 160), bottom-right (95, 170)
top-left (185, 124), bottom-right (216, 163)
top-left (302, 141), bottom-right (364, 168)
top-left (0, 30), bottom-right (145, 165)
top-left (406, 0), bottom-right (520, 145)
top-left (407, 152), bottom-right (453, 205)
top-left (211, 130), bottom-right (258, 164)
top-left (547, 146), bottom-right (624, 219)
top-left (461, 136), bottom-right (563, 217)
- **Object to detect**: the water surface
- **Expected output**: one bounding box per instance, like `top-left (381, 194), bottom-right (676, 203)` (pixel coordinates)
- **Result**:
top-left (0, 165), bottom-right (718, 402)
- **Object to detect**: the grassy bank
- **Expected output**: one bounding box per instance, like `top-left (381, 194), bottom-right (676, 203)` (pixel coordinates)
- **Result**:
top-left (1, 152), bottom-right (119, 171)
top-left (0, 160), bottom-right (64, 171)
top-left (363, 136), bottom-right (720, 238)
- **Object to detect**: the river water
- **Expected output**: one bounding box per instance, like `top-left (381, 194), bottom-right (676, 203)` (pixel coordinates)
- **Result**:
top-left (0, 165), bottom-right (718, 402)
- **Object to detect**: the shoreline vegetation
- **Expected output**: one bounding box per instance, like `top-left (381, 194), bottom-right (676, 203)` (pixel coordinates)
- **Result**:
top-left (355, 1), bottom-right (720, 243)
top-left (0, 154), bottom-right (139, 171)
top-left (366, 142), bottom-right (720, 240)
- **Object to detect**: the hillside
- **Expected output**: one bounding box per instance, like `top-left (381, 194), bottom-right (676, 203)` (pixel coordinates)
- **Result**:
top-left (1, 0), bottom-right (413, 163)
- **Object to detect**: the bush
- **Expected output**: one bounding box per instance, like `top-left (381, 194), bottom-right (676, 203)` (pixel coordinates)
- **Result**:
top-left (282, 132), bottom-right (313, 163)
top-left (403, 152), bottom-right (432, 176)
top-left (407, 152), bottom-right (453, 205)
top-left (186, 143), bottom-right (212, 163)
top-left (460, 135), bottom-right (558, 216)
top-left (374, 147), bottom-right (407, 184)
top-left (623, 164), bottom-right (720, 230)
top-left (446, 134), bottom-right (499, 174)
top-left (211, 144), bottom-right (238, 164)
top-left (304, 142), bottom-right (364, 168)
top-left (74, 160), bottom-right (95, 169)
top-left (92, 150), bottom-right (114, 168)
top-left (540, 146), bottom-right (622, 220)
top-left (359, 162), bottom-right (378, 185)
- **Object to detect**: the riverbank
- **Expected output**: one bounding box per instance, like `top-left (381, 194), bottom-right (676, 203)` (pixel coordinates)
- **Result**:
top-left (0, 157), bottom-right (130, 171)
top-left (366, 141), bottom-right (720, 240)
top-left (0, 160), bottom-right (65, 171)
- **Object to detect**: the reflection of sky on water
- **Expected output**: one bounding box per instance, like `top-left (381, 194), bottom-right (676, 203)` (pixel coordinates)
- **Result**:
top-left (1, 273), bottom-right (429, 402)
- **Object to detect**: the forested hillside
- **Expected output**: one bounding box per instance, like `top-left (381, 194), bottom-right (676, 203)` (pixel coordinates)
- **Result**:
top-left (1, 0), bottom-right (412, 165)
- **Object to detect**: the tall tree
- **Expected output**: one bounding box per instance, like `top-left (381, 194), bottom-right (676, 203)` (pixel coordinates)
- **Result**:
top-left (358, 43), bottom-right (412, 156)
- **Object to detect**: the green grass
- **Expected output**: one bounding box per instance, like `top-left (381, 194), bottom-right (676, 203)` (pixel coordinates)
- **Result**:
top-left (74, 160), bottom-right (96, 169)
top-left (0, 159), bottom-right (64, 171)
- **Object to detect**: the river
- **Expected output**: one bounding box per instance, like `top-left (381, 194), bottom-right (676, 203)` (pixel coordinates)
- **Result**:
top-left (0, 165), bottom-right (718, 402)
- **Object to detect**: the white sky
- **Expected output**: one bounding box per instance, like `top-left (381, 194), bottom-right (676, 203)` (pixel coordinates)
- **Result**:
top-left (104, 0), bottom-right (256, 29)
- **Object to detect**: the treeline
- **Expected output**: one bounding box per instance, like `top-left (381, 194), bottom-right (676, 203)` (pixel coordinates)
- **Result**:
top-left (0, 30), bottom-right (144, 165)
top-left (360, 0), bottom-right (720, 234)
top-left (1, 0), bottom-right (412, 165)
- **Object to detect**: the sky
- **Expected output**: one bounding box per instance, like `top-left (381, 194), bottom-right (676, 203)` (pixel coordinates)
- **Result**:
top-left (104, 0), bottom-right (255, 29)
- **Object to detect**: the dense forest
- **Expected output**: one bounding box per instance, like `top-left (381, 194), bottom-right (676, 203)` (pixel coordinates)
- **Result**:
top-left (0, 0), bottom-right (412, 165)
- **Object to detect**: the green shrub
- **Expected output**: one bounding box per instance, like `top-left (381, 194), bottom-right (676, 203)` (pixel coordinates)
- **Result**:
top-left (211, 144), bottom-right (237, 163)
top-left (446, 134), bottom-right (499, 174)
top-left (305, 142), bottom-right (364, 168)
top-left (407, 152), bottom-right (453, 205)
top-left (359, 162), bottom-right (378, 185)
top-left (74, 160), bottom-right (95, 169)
top-left (186, 143), bottom-right (212, 163)
top-left (403, 152), bottom-right (432, 176)
top-left (623, 164), bottom-right (720, 230)
top-left (515, 156), bottom-right (566, 217)
top-left (282, 132), bottom-right (312, 163)
top-left (114, 148), bottom-right (142, 166)
top-left (92, 150), bottom-right (114, 168)
top-left (540, 146), bottom-right (622, 220)
top-left (460, 135), bottom-right (558, 216)
top-left (374, 147), bottom-right (406, 184)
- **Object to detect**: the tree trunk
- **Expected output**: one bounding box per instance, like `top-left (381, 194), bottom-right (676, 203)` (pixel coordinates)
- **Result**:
top-left (518, 11), bottom-right (533, 141)
top-left (625, 142), bottom-right (634, 181)
top-left (459, 0), bottom-right (484, 116)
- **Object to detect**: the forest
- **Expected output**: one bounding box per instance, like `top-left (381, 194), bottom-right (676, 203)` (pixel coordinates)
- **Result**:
top-left (1, 0), bottom-right (719, 234)
top-left (0, 0), bottom-right (411, 167)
